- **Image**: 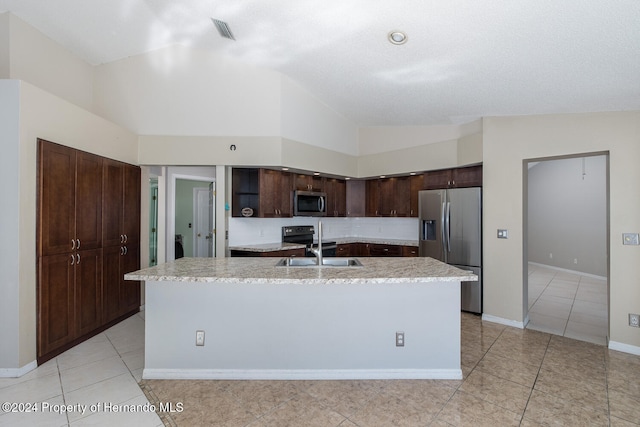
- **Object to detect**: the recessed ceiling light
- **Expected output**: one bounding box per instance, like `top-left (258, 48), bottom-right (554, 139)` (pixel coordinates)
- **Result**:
top-left (313, 172), bottom-right (321, 176)
top-left (380, 175), bottom-right (386, 178)
top-left (345, 177), bottom-right (351, 180)
top-left (388, 31), bottom-right (407, 45)
top-left (410, 172), bottom-right (416, 175)
top-left (282, 167), bottom-right (289, 171)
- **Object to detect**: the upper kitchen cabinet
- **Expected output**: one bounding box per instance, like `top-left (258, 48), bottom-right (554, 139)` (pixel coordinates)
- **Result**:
top-left (367, 177), bottom-right (411, 217)
top-left (409, 174), bottom-right (424, 217)
top-left (293, 173), bottom-right (323, 191)
top-left (103, 159), bottom-right (141, 247)
top-left (424, 165), bottom-right (482, 189)
top-left (324, 178), bottom-right (347, 217)
top-left (38, 140), bottom-right (103, 256)
top-left (346, 180), bottom-right (366, 217)
top-left (260, 169), bottom-right (292, 217)
top-left (232, 168), bottom-right (292, 217)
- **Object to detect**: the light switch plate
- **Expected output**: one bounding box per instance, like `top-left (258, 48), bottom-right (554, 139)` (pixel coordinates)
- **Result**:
top-left (623, 233), bottom-right (639, 245)
top-left (497, 229), bottom-right (508, 239)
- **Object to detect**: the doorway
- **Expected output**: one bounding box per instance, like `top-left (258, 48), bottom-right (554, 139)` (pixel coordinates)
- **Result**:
top-left (175, 179), bottom-right (215, 258)
top-left (524, 153), bottom-right (609, 345)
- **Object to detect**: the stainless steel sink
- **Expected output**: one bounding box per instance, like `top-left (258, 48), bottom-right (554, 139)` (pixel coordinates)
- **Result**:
top-left (276, 257), bottom-right (363, 267)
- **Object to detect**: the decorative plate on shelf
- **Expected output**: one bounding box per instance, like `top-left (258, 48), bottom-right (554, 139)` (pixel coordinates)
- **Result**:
top-left (241, 207), bottom-right (254, 217)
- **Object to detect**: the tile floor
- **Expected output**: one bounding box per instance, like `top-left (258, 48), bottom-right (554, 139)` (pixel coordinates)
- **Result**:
top-left (2, 309), bottom-right (639, 426)
top-left (527, 263), bottom-right (608, 345)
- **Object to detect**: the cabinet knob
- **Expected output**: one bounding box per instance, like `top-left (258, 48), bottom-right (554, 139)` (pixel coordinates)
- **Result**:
top-left (71, 239), bottom-right (76, 250)
top-left (76, 254), bottom-right (80, 264)
top-left (76, 239), bottom-right (80, 250)
top-left (70, 254), bottom-right (75, 265)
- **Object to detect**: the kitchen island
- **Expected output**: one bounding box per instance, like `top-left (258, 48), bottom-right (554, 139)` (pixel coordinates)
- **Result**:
top-left (125, 257), bottom-right (476, 380)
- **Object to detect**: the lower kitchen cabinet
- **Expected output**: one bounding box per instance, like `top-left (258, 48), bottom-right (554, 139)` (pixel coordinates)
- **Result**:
top-left (103, 245), bottom-right (140, 325)
top-left (38, 248), bottom-right (103, 357)
top-left (337, 243), bottom-right (418, 257)
top-left (230, 248), bottom-right (306, 257)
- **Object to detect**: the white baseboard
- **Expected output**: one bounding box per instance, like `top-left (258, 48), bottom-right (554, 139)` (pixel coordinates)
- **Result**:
top-left (0, 360), bottom-right (37, 378)
top-left (528, 262), bottom-right (607, 281)
top-left (482, 313), bottom-right (525, 329)
top-left (143, 368), bottom-right (463, 381)
top-left (609, 341), bottom-right (640, 356)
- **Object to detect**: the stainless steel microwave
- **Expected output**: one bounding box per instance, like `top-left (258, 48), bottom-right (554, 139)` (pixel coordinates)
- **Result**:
top-left (293, 190), bottom-right (327, 216)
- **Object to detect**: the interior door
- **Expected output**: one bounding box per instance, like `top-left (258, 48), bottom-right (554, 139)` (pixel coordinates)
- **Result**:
top-left (194, 184), bottom-right (215, 257)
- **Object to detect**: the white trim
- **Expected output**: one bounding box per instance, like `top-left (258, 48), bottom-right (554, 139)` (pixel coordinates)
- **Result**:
top-left (609, 341), bottom-right (640, 356)
top-left (139, 304), bottom-right (145, 311)
top-left (528, 262), bottom-right (607, 281)
top-left (0, 360), bottom-right (37, 378)
top-left (142, 368), bottom-right (463, 381)
top-left (482, 313), bottom-right (525, 329)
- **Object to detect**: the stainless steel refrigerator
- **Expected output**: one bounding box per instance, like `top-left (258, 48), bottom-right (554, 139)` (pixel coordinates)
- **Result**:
top-left (419, 188), bottom-right (482, 313)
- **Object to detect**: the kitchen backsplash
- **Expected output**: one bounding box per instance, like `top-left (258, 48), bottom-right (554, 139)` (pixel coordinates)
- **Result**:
top-left (229, 217), bottom-right (418, 246)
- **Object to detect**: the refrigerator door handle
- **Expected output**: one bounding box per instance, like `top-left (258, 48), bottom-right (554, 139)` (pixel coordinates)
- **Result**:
top-left (441, 201), bottom-right (446, 258)
top-left (445, 201), bottom-right (451, 253)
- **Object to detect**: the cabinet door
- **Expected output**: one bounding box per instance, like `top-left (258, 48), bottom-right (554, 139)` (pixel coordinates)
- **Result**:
top-left (346, 180), bottom-right (366, 217)
top-left (38, 253), bottom-right (75, 357)
top-left (38, 141), bottom-right (76, 256)
top-left (452, 165), bottom-right (483, 188)
top-left (378, 179), bottom-right (395, 216)
top-left (336, 244), bottom-right (350, 257)
top-left (76, 248), bottom-right (103, 336)
top-left (409, 174), bottom-right (424, 217)
top-left (231, 168), bottom-right (259, 217)
top-left (365, 180), bottom-right (379, 216)
top-left (424, 169), bottom-right (453, 190)
top-left (394, 177), bottom-right (411, 217)
top-left (293, 174), bottom-right (323, 191)
top-left (102, 160), bottom-right (124, 247)
top-left (120, 245), bottom-right (141, 315)
top-left (325, 178), bottom-right (346, 217)
top-left (102, 245), bottom-right (122, 324)
top-left (260, 169), bottom-right (291, 217)
top-left (75, 152), bottom-right (103, 250)
top-left (123, 165), bottom-right (141, 244)
top-left (402, 246), bottom-right (419, 257)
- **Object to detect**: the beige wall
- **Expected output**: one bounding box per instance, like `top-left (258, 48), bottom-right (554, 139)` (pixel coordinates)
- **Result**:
top-left (7, 81), bottom-right (138, 368)
top-left (483, 112), bottom-right (640, 348)
top-left (2, 13), bottom-right (94, 111)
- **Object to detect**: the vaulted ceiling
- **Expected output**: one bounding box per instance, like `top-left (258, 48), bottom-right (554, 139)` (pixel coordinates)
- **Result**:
top-left (2, 0), bottom-right (639, 126)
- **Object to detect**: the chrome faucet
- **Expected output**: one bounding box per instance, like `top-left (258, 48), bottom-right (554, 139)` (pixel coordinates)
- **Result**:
top-left (308, 220), bottom-right (323, 265)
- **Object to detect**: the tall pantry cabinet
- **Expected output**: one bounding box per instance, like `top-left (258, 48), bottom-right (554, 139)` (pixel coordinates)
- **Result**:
top-left (37, 139), bottom-right (141, 363)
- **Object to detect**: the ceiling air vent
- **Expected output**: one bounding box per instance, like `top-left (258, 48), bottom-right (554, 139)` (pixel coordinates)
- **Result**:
top-left (211, 18), bottom-right (235, 40)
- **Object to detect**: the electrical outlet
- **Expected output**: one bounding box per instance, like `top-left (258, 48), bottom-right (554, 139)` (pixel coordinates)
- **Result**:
top-left (629, 314), bottom-right (640, 328)
top-left (196, 330), bottom-right (205, 346)
top-left (396, 331), bottom-right (405, 347)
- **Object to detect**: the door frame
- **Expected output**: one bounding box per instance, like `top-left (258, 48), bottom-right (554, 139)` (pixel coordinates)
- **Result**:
top-left (522, 151), bottom-right (610, 339)
top-left (193, 184), bottom-right (215, 257)
top-left (166, 167), bottom-right (216, 261)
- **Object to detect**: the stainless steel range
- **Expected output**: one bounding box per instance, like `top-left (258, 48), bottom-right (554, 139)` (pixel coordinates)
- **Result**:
top-left (282, 225), bottom-right (337, 257)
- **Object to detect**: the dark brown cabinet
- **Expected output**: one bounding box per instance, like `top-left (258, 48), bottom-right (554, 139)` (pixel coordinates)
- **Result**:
top-left (402, 246), bottom-right (419, 257)
top-left (37, 139), bottom-right (140, 364)
top-left (346, 180), bottom-right (366, 217)
top-left (232, 168), bottom-right (291, 217)
top-left (293, 173), bottom-right (323, 191)
top-left (230, 248), bottom-right (306, 257)
top-left (409, 174), bottom-right (424, 217)
top-left (369, 243), bottom-right (403, 257)
top-left (324, 178), bottom-right (347, 217)
top-left (38, 142), bottom-right (103, 256)
top-left (424, 165), bottom-right (482, 189)
top-left (260, 169), bottom-right (291, 217)
top-left (102, 159), bottom-right (141, 323)
top-left (366, 177), bottom-right (411, 217)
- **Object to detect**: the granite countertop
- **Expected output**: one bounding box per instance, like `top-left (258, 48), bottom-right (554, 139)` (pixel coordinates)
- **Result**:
top-left (125, 257), bottom-right (477, 285)
top-left (229, 238), bottom-right (418, 253)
